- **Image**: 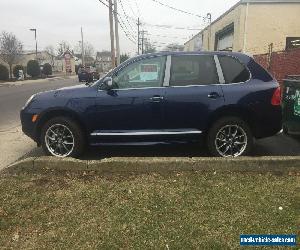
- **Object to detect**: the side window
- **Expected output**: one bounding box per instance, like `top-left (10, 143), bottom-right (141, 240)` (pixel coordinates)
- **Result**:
top-left (112, 56), bottom-right (166, 89)
top-left (218, 56), bottom-right (250, 83)
top-left (170, 55), bottom-right (218, 86)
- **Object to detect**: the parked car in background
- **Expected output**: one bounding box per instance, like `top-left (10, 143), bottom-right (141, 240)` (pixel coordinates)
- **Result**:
top-left (78, 66), bottom-right (99, 82)
top-left (21, 51), bottom-right (282, 158)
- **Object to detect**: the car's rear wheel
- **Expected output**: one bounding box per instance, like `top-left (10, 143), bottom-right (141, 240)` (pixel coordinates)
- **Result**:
top-left (207, 116), bottom-right (253, 157)
top-left (41, 117), bottom-right (85, 157)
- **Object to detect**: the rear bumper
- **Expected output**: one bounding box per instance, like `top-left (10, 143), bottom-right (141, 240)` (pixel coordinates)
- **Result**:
top-left (253, 106), bottom-right (282, 139)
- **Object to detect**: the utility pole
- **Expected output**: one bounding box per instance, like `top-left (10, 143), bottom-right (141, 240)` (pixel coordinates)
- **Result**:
top-left (113, 0), bottom-right (120, 65)
top-left (206, 13), bottom-right (212, 51)
top-left (80, 27), bottom-right (85, 66)
top-left (108, 0), bottom-right (116, 68)
top-left (137, 18), bottom-right (141, 55)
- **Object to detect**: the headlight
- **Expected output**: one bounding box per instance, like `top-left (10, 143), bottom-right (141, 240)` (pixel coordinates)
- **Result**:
top-left (23, 94), bottom-right (36, 108)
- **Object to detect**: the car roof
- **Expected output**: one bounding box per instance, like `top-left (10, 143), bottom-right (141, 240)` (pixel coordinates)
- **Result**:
top-left (109, 51), bottom-right (252, 76)
top-left (127, 51), bottom-right (251, 64)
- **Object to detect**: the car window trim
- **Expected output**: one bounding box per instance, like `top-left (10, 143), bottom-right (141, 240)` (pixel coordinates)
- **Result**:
top-left (163, 55), bottom-right (171, 87)
top-left (217, 55), bottom-right (252, 85)
top-left (214, 55), bottom-right (225, 84)
top-left (169, 54), bottom-right (220, 87)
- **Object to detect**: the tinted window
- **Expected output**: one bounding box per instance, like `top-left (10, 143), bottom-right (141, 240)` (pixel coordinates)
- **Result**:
top-left (170, 55), bottom-right (218, 86)
top-left (112, 56), bottom-right (166, 89)
top-left (218, 56), bottom-right (250, 83)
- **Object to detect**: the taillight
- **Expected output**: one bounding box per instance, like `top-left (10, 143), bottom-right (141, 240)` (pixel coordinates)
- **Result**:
top-left (271, 86), bottom-right (281, 106)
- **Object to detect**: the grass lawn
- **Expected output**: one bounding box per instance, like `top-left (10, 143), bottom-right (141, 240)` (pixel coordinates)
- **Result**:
top-left (0, 168), bottom-right (299, 249)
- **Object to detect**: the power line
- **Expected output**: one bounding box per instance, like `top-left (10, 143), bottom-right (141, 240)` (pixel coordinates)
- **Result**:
top-left (127, 0), bottom-right (139, 18)
top-left (118, 0), bottom-right (136, 34)
top-left (142, 21), bottom-right (203, 31)
top-left (133, 0), bottom-right (141, 17)
top-left (103, 0), bottom-right (136, 42)
top-left (97, 0), bottom-right (136, 44)
top-left (148, 34), bottom-right (189, 40)
top-left (149, 0), bottom-right (204, 19)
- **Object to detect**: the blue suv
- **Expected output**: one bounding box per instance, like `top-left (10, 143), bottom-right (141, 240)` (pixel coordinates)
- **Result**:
top-left (20, 52), bottom-right (282, 157)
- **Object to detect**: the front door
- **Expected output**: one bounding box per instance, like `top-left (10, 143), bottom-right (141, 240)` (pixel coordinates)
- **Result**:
top-left (90, 56), bottom-right (166, 144)
top-left (163, 54), bottom-right (225, 133)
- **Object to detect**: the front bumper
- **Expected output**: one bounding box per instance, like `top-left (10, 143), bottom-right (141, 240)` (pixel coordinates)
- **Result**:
top-left (20, 109), bottom-right (38, 143)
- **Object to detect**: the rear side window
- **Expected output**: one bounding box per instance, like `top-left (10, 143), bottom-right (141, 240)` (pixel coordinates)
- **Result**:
top-left (170, 55), bottom-right (218, 86)
top-left (218, 56), bottom-right (250, 83)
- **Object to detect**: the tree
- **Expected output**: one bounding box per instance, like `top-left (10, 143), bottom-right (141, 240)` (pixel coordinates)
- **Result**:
top-left (120, 53), bottom-right (130, 63)
top-left (45, 45), bottom-right (56, 67)
top-left (0, 64), bottom-right (9, 80)
top-left (0, 31), bottom-right (23, 79)
top-left (57, 41), bottom-right (71, 56)
top-left (13, 65), bottom-right (24, 78)
top-left (74, 41), bottom-right (95, 61)
top-left (42, 63), bottom-right (52, 76)
top-left (27, 60), bottom-right (40, 77)
top-left (84, 42), bottom-right (95, 58)
top-left (144, 43), bottom-right (156, 54)
top-left (163, 43), bottom-right (184, 52)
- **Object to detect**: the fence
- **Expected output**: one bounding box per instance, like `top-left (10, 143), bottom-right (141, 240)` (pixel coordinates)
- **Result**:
top-left (253, 48), bottom-right (300, 84)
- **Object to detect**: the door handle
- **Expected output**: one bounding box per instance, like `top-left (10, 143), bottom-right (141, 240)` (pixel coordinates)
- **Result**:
top-left (208, 92), bottom-right (222, 99)
top-left (150, 96), bottom-right (164, 102)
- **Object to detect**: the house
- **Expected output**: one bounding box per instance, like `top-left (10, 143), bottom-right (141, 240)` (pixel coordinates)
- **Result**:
top-left (184, 0), bottom-right (300, 55)
top-left (95, 51), bottom-right (112, 73)
top-left (74, 54), bottom-right (95, 67)
top-left (58, 49), bottom-right (76, 74)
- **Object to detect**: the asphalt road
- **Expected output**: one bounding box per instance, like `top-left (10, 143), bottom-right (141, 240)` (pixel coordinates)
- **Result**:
top-left (0, 76), bottom-right (300, 170)
top-left (0, 76), bottom-right (80, 169)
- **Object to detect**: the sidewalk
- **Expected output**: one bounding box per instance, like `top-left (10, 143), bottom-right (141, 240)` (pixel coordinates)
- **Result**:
top-left (0, 74), bottom-right (77, 87)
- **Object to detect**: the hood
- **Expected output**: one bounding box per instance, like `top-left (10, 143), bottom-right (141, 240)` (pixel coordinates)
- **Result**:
top-left (53, 84), bottom-right (93, 97)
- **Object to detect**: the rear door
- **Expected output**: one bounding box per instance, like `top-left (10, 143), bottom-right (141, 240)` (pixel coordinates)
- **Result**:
top-left (163, 54), bottom-right (225, 133)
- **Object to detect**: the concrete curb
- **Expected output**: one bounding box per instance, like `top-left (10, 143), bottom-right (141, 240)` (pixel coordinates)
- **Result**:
top-left (6, 156), bottom-right (300, 174)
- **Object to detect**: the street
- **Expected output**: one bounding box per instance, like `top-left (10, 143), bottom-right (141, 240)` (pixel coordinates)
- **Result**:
top-left (1, 76), bottom-right (300, 170)
top-left (0, 76), bottom-right (80, 169)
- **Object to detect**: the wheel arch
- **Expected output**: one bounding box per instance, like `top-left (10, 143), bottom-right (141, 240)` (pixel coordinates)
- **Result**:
top-left (206, 105), bottom-right (258, 138)
top-left (35, 108), bottom-right (87, 145)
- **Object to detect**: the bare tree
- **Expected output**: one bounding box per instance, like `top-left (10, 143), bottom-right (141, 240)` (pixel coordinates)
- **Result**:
top-left (74, 41), bottom-right (95, 58)
top-left (57, 41), bottom-right (71, 56)
top-left (45, 45), bottom-right (56, 67)
top-left (0, 31), bottom-right (23, 79)
top-left (83, 42), bottom-right (95, 58)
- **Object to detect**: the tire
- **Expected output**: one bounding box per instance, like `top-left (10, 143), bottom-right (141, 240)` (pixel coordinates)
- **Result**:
top-left (41, 117), bottom-right (86, 158)
top-left (207, 116), bottom-right (253, 157)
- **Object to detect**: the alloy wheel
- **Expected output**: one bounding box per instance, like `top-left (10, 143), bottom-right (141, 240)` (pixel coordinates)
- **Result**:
top-left (215, 124), bottom-right (248, 157)
top-left (45, 124), bottom-right (75, 157)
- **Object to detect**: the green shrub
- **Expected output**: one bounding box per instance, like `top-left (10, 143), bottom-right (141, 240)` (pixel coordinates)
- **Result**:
top-left (42, 63), bottom-right (52, 76)
top-left (27, 60), bottom-right (40, 77)
top-left (13, 65), bottom-right (24, 78)
top-left (0, 64), bottom-right (9, 80)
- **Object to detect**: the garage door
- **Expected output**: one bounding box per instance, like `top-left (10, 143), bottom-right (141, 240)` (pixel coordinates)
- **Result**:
top-left (216, 32), bottom-right (234, 51)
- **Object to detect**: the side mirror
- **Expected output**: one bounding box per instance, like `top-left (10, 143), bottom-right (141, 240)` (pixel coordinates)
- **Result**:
top-left (103, 77), bottom-right (113, 89)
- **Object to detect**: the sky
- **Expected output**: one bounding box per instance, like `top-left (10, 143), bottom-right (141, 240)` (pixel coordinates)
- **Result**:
top-left (0, 0), bottom-right (239, 56)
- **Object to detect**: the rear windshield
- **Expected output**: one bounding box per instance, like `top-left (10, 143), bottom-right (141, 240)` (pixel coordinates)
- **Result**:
top-left (218, 56), bottom-right (250, 83)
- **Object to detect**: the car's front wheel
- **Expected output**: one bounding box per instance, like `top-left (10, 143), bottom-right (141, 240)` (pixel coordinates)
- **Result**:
top-left (207, 116), bottom-right (253, 157)
top-left (41, 117), bottom-right (85, 157)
